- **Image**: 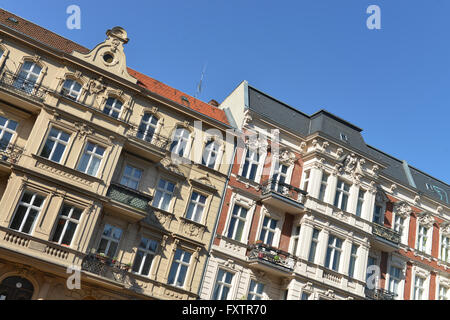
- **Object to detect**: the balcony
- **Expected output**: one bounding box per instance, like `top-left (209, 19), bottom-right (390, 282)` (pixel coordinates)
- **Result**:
top-left (247, 243), bottom-right (295, 276)
top-left (105, 183), bottom-right (153, 221)
top-left (81, 253), bottom-right (131, 285)
top-left (125, 127), bottom-right (169, 162)
top-left (259, 179), bottom-right (307, 214)
top-left (0, 71), bottom-right (48, 102)
top-left (371, 223), bottom-right (400, 249)
top-left (365, 287), bottom-right (397, 300)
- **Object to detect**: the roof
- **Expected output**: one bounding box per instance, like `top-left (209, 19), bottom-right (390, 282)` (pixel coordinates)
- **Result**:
top-left (0, 8), bottom-right (229, 126)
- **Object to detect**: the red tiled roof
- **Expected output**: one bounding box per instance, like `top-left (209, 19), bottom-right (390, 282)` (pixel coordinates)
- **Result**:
top-left (0, 8), bottom-right (229, 125)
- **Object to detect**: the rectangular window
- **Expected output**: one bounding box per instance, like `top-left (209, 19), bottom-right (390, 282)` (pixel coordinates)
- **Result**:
top-left (213, 269), bottom-right (234, 300)
top-left (0, 116), bottom-right (18, 150)
top-left (168, 249), bottom-right (191, 288)
top-left (308, 228), bottom-right (320, 263)
top-left (170, 128), bottom-right (190, 157)
top-left (271, 163), bottom-right (289, 193)
top-left (77, 142), bottom-right (105, 176)
top-left (10, 191), bottom-right (45, 234)
top-left (132, 237), bottom-right (158, 276)
top-left (120, 165), bottom-right (143, 190)
top-left (152, 179), bottom-right (175, 211)
top-left (227, 204), bottom-right (248, 242)
top-left (97, 224), bottom-right (122, 258)
top-left (318, 172), bottom-right (328, 202)
top-left (259, 216), bottom-right (277, 246)
top-left (291, 225), bottom-right (301, 256)
top-left (439, 285), bottom-right (448, 300)
top-left (301, 292), bottom-right (310, 300)
top-left (348, 244), bottom-right (358, 278)
top-left (355, 190), bottom-right (365, 217)
top-left (40, 128), bottom-right (70, 163)
top-left (394, 215), bottom-right (405, 237)
top-left (366, 256), bottom-right (377, 283)
top-left (441, 235), bottom-right (450, 263)
top-left (416, 225), bottom-right (428, 252)
top-left (413, 276), bottom-right (425, 300)
top-left (373, 205), bottom-right (383, 224)
top-left (185, 192), bottom-right (207, 223)
top-left (334, 180), bottom-right (350, 211)
top-left (51, 204), bottom-right (82, 246)
top-left (388, 266), bottom-right (402, 296)
top-left (302, 170), bottom-right (310, 193)
top-left (202, 140), bottom-right (220, 169)
top-left (248, 280), bottom-right (264, 300)
top-left (325, 235), bottom-right (343, 272)
top-left (241, 148), bottom-right (260, 181)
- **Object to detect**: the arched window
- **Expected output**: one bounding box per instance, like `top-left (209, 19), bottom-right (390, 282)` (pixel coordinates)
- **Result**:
top-left (13, 61), bottom-right (42, 94)
top-left (0, 276), bottom-right (34, 300)
top-left (170, 127), bottom-right (190, 157)
top-left (137, 113), bottom-right (158, 142)
top-left (103, 97), bottom-right (123, 119)
top-left (61, 79), bottom-right (82, 101)
top-left (202, 139), bottom-right (220, 169)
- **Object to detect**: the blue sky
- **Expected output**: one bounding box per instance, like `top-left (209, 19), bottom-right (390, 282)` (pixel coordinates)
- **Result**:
top-left (2, 1), bottom-right (449, 183)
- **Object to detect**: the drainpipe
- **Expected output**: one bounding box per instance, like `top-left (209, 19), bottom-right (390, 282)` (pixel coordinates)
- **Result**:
top-left (196, 134), bottom-right (237, 299)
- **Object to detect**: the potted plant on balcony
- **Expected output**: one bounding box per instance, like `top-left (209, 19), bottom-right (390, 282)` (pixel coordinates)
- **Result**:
top-left (122, 262), bottom-right (132, 271)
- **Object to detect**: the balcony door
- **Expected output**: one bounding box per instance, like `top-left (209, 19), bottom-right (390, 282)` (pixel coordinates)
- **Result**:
top-left (271, 163), bottom-right (289, 194)
top-left (13, 61), bottom-right (42, 94)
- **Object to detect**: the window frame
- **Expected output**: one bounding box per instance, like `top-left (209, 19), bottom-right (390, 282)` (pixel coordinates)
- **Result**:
top-left (77, 141), bottom-right (106, 177)
top-left (103, 96), bottom-right (123, 119)
top-left (9, 190), bottom-right (46, 235)
top-left (131, 237), bottom-right (158, 277)
top-left (167, 248), bottom-right (192, 289)
top-left (334, 179), bottom-right (350, 212)
top-left (120, 164), bottom-right (144, 190)
top-left (50, 203), bottom-right (83, 247)
top-left (39, 126), bottom-right (71, 164)
top-left (152, 178), bottom-right (176, 212)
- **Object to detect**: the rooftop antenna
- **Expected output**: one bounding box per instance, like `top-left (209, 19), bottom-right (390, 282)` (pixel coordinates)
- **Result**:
top-left (195, 62), bottom-right (208, 98)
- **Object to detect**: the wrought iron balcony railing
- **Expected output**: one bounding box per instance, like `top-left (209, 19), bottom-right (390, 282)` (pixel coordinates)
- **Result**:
top-left (0, 71), bottom-right (48, 101)
top-left (260, 179), bottom-right (307, 202)
top-left (81, 253), bottom-right (131, 284)
top-left (365, 287), bottom-right (397, 300)
top-left (126, 126), bottom-right (170, 150)
top-left (107, 183), bottom-right (153, 212)
top-left (372, 222), bottom-right (401, 245)
top-left (247, 243), bottom-right (295, 272)
top-left (0, 143), bottom-right (24, 165)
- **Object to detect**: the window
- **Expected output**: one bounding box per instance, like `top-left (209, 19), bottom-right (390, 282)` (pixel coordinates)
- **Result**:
top-left (393, 215), bottom-right (405, 237)
top-left (308, 228), bottom-right (320, 263)
top-left (97, 224), bottom-right (122, 258)
top-left (413, 276), bottom-right (425, 300)
top-left (120, 165), bottom-right (143, 190)
top-left (0, 116), bottom-right (18, 150)
top-left (241, 148), bottom-right (260, 181)
top-left (185, 192), bottom-right (207, 223)
top-left (439, 285), bottom-right (449, 300)
top-left (366, 256), bottom-right (377, 283)
top-left (40, 128), bottom-right (70, 163)
top-left (248, 280), bottom-right (264, 300)
top-left (340, 133), bottom-right (348, 142)
top-left (355, 190), bottom-right (365, 217)
top-left (334, 180), bottom-right (350, 211)
top-left (51, 204), bottom-right (82, 246)
top-left (168, 249), bottom-right (191, 288)
top-left (318, 172), bottom-right (328, 202)
top-left (137, 113), bottom-right (158, 142)
top-left (271, 163), bottom-right (289, 193)
top-left (416, 225), bottom-right (428, 252)
top-left (259, 216), bottom-right (277, 246)
top-left (373, 205), bottom-right (383, 224)
top-left (61, 79), bottom-right (82, 100)
top-left (77, 142), bottom-right (105, 177)
top-left (14, 61), bottom-right (42, 93)
top-left (132, 237), bottom-right (158, 276)
top-left (388, 266), bottom-right (402, 297)
top-left (103, 97), bottom-right (123, 119)
top-left (441, 235), bottom-right (450, 263)
top-left (213, 269), bottom-right (234, 300)
top-left (291, 225), bottom-right (301, 256)
top-left (302, 170), bottom-right (310, 193)
top-left (152, 179), bottom-right (175, 211)
top-left (170, 128), bottom-right (190, 157)
top-left (202, 140), bottom-right (220, 169)
top-left (301, 292), bottom-right (311, 300)
top-left (10, 191), bottom-right (45, 234)
top-left (227, 204), bottom-right (248, 242)
top-left (348, 244), bottom-right (358, 278)
top-left (325, 235), bottom-right (343, 272)
top-left (0, 49), bottom-right (4, 59)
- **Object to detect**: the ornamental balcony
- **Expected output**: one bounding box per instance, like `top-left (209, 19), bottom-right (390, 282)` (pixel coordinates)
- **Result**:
top-left (247, 242), bottom-right (295, 276)
top-left (105, 183), bottom-right (153, 222)
top-left (0, 71), bottom-right (47, 103)
top-left (259, 179), bottom-right (307, 214)
top-left (371, 222), bottom-right (400, 250)
top-left (81, 253), bottom-right (132, 285)
top-left (364, 287), bottom-right (397, 300)
top-left (125, 127), bottom-right (170, 162)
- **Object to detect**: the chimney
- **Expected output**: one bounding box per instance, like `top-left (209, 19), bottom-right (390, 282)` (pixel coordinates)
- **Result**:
top-left (208, 99), bottom-right (219, 107)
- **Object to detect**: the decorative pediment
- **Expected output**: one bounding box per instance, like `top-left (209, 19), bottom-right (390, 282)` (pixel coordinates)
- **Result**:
top-left (394, 201), bottom-right (412, 219)
top-left (72, 27), bottom-right (137, 84)
top-left (417, 212), bottom-right (435, 228)
top-left (159, 157), bottom-right (185, 178)
top-left (190, 175), bottom-right (217, 192)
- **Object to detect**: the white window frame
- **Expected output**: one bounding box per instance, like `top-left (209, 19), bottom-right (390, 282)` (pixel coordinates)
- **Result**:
top-left (213, 268), bottom-right (234, 300)
top-left (152, 178), bottom-right (175, 212)
top-left (120, 164), bottom-right (143, 190)
top-left (14, 61), bottom-right (42, 92)
top-left (334, 179), bottom-right (350, 212)
top-left (170, 127), bottom-right (191, 158)
top-left (103, 97), bottom-right (123, 119)
top-left (240, 147), bottom-right (261, 181)
top-left (318, 171), bottom-right (329, 202)
top-left (290, 224), bottom-right (301, 256)
top-left (132, 237), bottom-right (158, 276)
top-left (168, 249), bottom-right (191, 288)
top-left (77, 142), bottom-right (105, 177)
top-left (247, 279), bottom-right (264, 300)
top-left (355, 189), bottom-right (365, 217)
top-left (202, 139), bottom-right (221, 169)
top-left (412, 275), bottom-right (426, 300)
top-left (416, 225), bottom-right (430, 253)
top-left (97, 224), bottom-right (122, 258)
top-left (440, 233), bottom-right (450, 263)
top-left (226, 203), bottom-right (248, 242)
top-left (185, 191), bottom-right (207, 223)
top-left (61, 79), bottom-right (82, 101)
top-left (137, 113), bottom-right (159, 142)
top-left (348, 244), bottom-right (359, 278)
top-left (51, 204), bottom-right (82, 246)
top-left (9, 191), bottom-right (45, 235)
top-left (324, 235), bottom-right (343, 272)
top-left (258, 214), bottom-right (279, 247)
top-left (308, 228), bottom-right (320, 263)
top-left (40, 127), bottom-right (70, 164)
top-left (0, 116), bottom-right (18, 149)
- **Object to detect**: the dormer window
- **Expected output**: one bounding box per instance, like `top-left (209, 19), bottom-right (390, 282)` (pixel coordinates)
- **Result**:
top-left (103, 97), bottom-right (123, 119)
top-left (61, 79), bottom-right (82, 101)
top-left (340, 133), bottom-right (348, 142)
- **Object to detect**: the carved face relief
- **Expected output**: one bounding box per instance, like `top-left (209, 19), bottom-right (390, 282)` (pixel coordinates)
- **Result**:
top-left (417, 213), bottom-right (435, 228)
top-left (394, 202), bottom-right (412, 219)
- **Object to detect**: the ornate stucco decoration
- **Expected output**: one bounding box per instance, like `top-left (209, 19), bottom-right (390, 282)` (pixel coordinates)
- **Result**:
top-left (440, 222), bottom-right (450, 236)
top-left (375, 187), bottom-right (389, 203)
top-left (190, 175), bottom-right (217, 192)
top-left (74, 122), bottom-right (94, 138)
top-left (72, 27), bottom-right (137, 84)
top-left (245, 135), bottom-right (268, 152)
top-left (242, 109), bottom-right (252, 128)
top-left (273, 149), bottom-right (296, 167)
top-left (417, 212), bottom-right (435, 228)
top-left (393, 201), bottom-right (412, 219)
top-left (336, 153), bottom-right (365, 182)
top-left (159, 157), bottom-right (185, 178)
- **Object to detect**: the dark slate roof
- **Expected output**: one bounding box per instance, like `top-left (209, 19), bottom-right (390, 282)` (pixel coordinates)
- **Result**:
top-left (247, 85), bottom-right (449, 206)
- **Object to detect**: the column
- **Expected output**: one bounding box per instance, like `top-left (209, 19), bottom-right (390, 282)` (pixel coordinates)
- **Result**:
top-left (308, 166), bottom-right (322, 199)
top-left (326, 174), bottom-right (338, 205)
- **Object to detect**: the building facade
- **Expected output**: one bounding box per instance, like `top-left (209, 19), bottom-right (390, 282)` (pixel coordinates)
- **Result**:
top-left (199, 81), bottom-right (449, 300)
top-left (0, 9), bottom-right (235, 300)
